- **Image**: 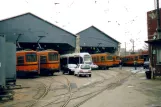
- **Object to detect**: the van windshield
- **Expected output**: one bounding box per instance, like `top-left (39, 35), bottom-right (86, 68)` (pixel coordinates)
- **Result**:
top-left (26, 53), bottom-right (37, 62)
top-left (69, 57), bottom-right (83, 64)
top-left (81, 64), bottom-right (90, 69)
top-left (84, 55), bottom-right (92, 62)
top-left (68, 64), bottom-right (77, 68)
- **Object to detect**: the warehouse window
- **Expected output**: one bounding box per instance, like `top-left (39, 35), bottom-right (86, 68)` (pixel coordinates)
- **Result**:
top-left (17, 56), bottom-right (24, 65)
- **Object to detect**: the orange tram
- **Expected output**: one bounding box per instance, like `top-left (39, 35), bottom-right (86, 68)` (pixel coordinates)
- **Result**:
top-left (121, 54), bottom-right (144, 66)
top-left (16, 49), bottom-right (38, 77)
top-left (112, 55), bottom-right (120, 67)
top-left (37, 49), bottom-right (60, 76)
top-left (91, 53), bottom-right (113, 70)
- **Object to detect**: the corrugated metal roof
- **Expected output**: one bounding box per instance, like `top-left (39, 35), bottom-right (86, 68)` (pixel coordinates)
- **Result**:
top-left (76, 25), bottom-right (120, 44)
top-left (0, 12), bottom-right (76, 37)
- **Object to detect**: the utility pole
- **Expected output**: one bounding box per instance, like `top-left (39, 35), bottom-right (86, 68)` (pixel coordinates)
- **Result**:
top-left (132, 40), bottom-right (135, 53)
top-left (156, 0), bottom-right (161, 39)
top-left (130, 39), bottom-right (135, 53)
top-left (125, 42), bottom-right (126, 56)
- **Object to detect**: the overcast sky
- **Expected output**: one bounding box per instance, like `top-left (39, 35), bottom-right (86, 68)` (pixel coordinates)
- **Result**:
top-left (0, 0), bottom-right (158, 51)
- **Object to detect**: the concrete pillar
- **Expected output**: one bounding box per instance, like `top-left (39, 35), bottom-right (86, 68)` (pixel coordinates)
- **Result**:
top-left (114, 43), bottom-right (121, 56)
top-left (0, 35), bottom-right (6, 89)
top-left (118, 44), bottom-right (121, 56)
top-left (75, 34), bottom-right (80, 53)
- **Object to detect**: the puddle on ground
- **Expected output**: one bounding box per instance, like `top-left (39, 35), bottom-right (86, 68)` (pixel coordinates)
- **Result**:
top-left (127, 85), bottom-right (134, 88)
top-left (140, 77), bottom-right (146, 80)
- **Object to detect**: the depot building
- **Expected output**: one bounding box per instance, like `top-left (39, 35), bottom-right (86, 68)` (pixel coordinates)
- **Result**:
top-left (0, 13), bottom-right (120, 55)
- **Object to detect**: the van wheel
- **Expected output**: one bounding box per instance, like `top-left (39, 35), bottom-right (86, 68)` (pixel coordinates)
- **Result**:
top-left (152, 72), bottom-right (156, 79)
top-left (63, 71), bottom-right (65, 75)
top-left (69, 71), bottom-right (73, 75)
top-left (89, 74), bottom-right (91, 77)
top-left (74, 73), bottom-right (77, 76)
top-left (50, 73), bottom-right (54, 76)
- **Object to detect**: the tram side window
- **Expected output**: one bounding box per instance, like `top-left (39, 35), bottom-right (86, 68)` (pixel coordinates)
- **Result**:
top-left (101, 56), bottom-right (105, 62)
top-left (139, 55), bottom-right (144, 59)
top-left (26, 53), bottom-right (37, 62)
top-left (113, 57), bottom-right (115, 61)
top-left (17, 56), bottom-right (24, 65)
top-left (93, 57), bottom-right (95, 62)
top-left (127, 58), bottom-right (129, 61)
top-left (48, 53), bottom-right (58, 61)
top-left (135, 56), bottom-right (138, 60)
top-left (92, 58), bottom-right (94, 62)
top-left (92, 57), bottom-right (96, 62)
top-left (40, 56), bottom-right (47, 63)
top-left (107, 56), bottom-right (113, 60)
top-left (54, 54), bottom-right (58, 61)
top-left (130, 58), bottom-right (133, 61)
top-left (116, 56), bottom-right (120, 60)
top-left (97, 56), bottom-right (99, 62)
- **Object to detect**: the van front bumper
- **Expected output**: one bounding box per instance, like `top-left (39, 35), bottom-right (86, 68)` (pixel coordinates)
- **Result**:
top-left (78, 72), bottom-right (91, 75)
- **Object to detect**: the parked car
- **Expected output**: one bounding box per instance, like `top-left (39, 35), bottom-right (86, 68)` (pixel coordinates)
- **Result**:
top-left (91, 64), bottom-right (98, 70)
top-left (74, 64), bottom-right (92, 77)
top-left (62, 64), bottom-right (77, 75)
top-left (143, 61), bottom-right (150, 69)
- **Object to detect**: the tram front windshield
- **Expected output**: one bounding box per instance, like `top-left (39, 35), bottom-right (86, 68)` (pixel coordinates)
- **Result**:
top-left (69, 57), bottom-right (83, 64)
top-left (26, 53), bottom-right (37, 62)
top-left (84, 55), bottom-right (92, 64)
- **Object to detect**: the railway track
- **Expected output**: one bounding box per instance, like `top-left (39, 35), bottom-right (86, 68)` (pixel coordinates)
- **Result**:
top-left (61, 76), bottom-right (72, 107)
top-left (73, 70), bottom-right (137, 107)
top-left (38, 75), bottom-right (72, 107)
top-left (2, 69), bottom-right (138, 107)
top-left (38, 71), bottom-right (109, 107)
top-left (46, 70), bottom-right (135, 107)
top-left (1, 79), bottom-right (50, 107)
top-left (27, 75), bottom-right (74, 107)
top-left (26, 79), bottom-right (51, 107)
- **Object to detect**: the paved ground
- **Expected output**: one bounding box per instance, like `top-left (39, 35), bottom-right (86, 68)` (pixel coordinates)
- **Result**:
top-left (0, 67), bottom-right (161, 107)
